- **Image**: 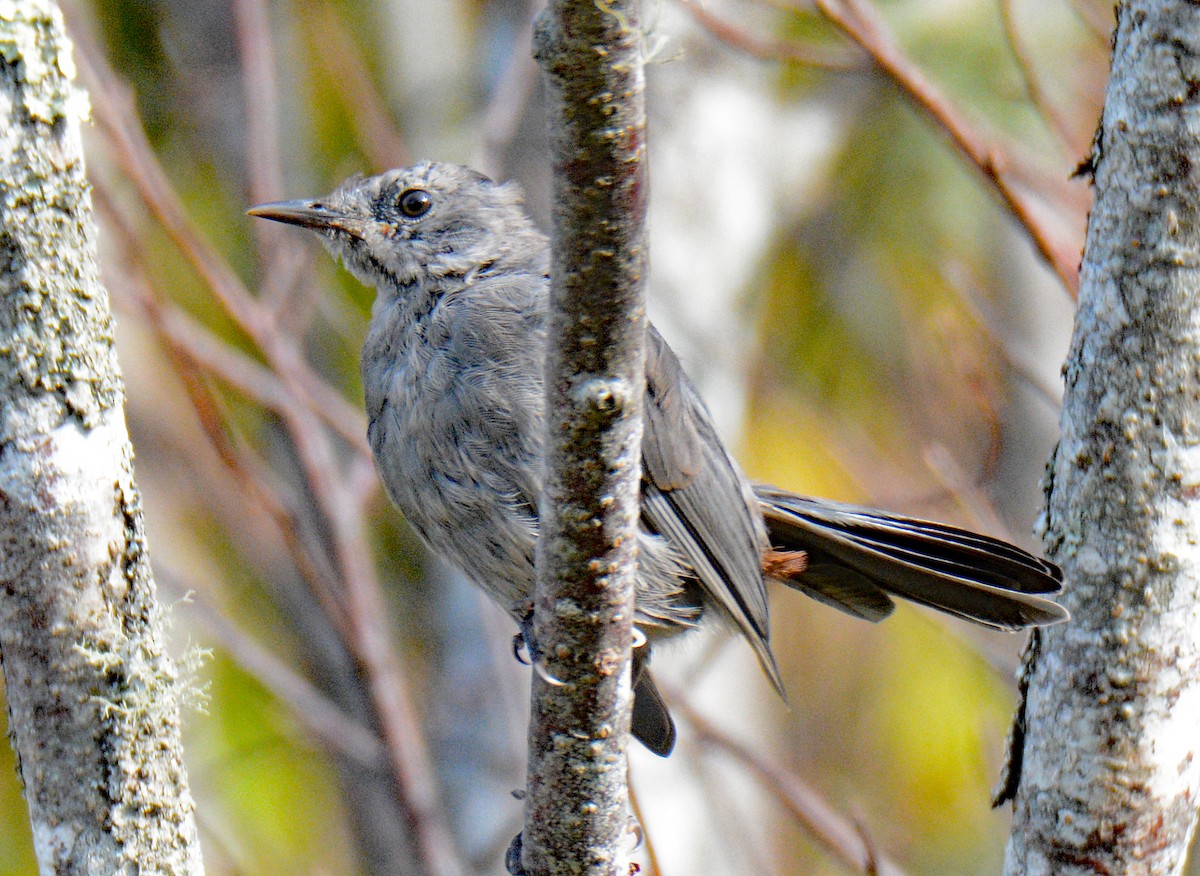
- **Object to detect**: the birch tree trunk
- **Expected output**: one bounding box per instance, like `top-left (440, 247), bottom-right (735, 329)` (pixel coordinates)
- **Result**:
top-left (0, 3), bottom-right (204, 873)
top-left (1001, 0), bottom-right (1200, 871)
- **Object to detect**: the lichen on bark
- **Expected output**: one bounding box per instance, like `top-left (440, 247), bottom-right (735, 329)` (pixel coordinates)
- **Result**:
top-left (1002, 0), bottom-right (1200, 872)
top-left (0, 2), bottom-right (204, 873)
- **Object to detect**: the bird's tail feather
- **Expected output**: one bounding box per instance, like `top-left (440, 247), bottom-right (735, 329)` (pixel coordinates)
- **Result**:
top-left (756, 486), bottom-right (1068, 630)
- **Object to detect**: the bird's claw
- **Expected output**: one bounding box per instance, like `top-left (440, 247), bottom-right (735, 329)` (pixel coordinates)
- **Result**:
top-left (512, 607), bottom-right (568, 687)
top-left (511, 632), bottom-right (531, 666)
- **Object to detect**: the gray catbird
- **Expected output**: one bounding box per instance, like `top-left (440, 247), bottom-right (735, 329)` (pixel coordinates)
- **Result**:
top-left (249, 162), bottom-right (1067, 756)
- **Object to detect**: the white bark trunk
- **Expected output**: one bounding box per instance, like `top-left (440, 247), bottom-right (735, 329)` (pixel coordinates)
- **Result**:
top-left (1001, 0), bottom-right (1200, 871)
top-left (0, 3), bottom-right (204, 873)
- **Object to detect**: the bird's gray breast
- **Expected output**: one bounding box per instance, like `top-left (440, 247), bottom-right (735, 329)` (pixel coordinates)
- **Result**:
top-left (362, 279), bottom-right (547, 612)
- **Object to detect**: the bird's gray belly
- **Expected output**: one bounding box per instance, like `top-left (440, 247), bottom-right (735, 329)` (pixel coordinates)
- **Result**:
top-left (366, 346), bottom-right (703, 631)
top-left (368, 357), bottom-right (543, 614)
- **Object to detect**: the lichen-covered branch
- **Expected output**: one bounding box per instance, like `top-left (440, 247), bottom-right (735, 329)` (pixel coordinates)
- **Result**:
top-left (522, 1), bottom-right (648, 874)
top-left (1000, 0), bottom-right (1200, 871)
top-left (0, 2), bottom-right (203, 873)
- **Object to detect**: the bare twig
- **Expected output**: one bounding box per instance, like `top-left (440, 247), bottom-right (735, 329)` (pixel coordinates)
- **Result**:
top-left (922, 443), bottom-right (1014, 540)
top-left (233, 0), bottom-right (284, 223)
top-left (679, 0), bottom-right (865, 71)
top-left (997, 0), bottom-right (1078, 153)
top-left (302, 2), bottom-right (411, 171)
top-left (232, 0), bottom-right (319, 324)
top-left (75, 32), bottom-right (374, 457)
top-left (1065, 0), bottom-right (1115, 43)
top-left (851, 810), bottom-right (882, 876)
top-left (941, 259), bottom-right (1064, 411)
top-left (80, 49), bottom-right (264, 331)
top-left (804, 0), bottom-right (1082, 297)
top-left (91, 180), bottom-right (356, 638)
top-left (627, 783), bottom-right (662, 876)
top-left (673, 695), bottom-right (912, 876)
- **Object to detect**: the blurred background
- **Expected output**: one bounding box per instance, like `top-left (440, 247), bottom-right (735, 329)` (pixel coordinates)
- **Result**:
top-left (0, 0), bottom-right (1114, 872)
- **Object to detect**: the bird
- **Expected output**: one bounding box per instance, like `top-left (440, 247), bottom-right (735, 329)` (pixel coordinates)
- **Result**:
top-left (249, 161), bottom-right (1067, 756)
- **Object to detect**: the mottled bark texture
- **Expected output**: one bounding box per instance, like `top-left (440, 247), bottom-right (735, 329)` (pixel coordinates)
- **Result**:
top-left (1001, 1), bottom-right (1200, 872)
top-left (0, 3), bottom-right (204, 873)
top-left (521, 2), bottom-right (648, 874)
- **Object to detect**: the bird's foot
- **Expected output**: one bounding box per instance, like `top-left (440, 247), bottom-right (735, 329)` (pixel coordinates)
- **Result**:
top-left (512, 605), bottom-right (567, 687)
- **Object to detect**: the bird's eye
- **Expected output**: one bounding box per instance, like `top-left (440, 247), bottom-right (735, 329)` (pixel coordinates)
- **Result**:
top-left (398, 188), bottom-right (432, 218)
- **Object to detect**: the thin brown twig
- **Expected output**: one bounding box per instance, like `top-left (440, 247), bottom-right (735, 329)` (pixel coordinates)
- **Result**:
top-left (471, 0), bottom-right (542, 176)
top-left (668, 691), bottom-right (913, 876)
top-left (888, 283), bottom-right (1007, 490)
top-left (233, 0), bottom-right (285, 223)
top-left (941, 258), bottom-right (1064, 411)
top-left (76, 36), bottom-right (373, 459)
top-left (79, 48), bottom-right (264, 333)
top-left (303, 2), bottom-right (411, 171)
top-left (93, 175), bottom-right (299, 415)
top-left (627, 781), bottom-right (662, 876)
top-left (806, 0), bottom-right (1081, 298)
top-left (1064, 0), bottom-right (1115, 44)
top-left (851, 810), bottom-right (882, 876)
top-left (303, 435), bottom-right (469, 876)
top-left (232, 0), bottom-right (320, 325)
top-left (684, 740), bottom-right (786, 876)
top-left (997, 0), bottom-right (1079, 154)
top-left (922, 443), bottom-right (1014, 540)
top-left (679, 0), bottom-right (866, 71)
top-left (165, 574), bottom-right (386, 770)
top-left (349, 452), bottom-right (383, 508)
top-left (91, 182), bottom-right (355, 639)
top-left (77, 34), bottom-right (314, 384)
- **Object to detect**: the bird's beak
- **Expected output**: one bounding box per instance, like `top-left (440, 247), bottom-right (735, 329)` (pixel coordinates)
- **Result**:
top-left (247, 199), bottom-right (367, 238)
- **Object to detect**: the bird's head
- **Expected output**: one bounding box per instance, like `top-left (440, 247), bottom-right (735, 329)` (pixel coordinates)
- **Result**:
top-left (248, 162), bottom-right (540, 294)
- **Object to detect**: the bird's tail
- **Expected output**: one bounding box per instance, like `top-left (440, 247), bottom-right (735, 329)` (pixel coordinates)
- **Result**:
top-left (755, 486), bottom-right (1068, 630)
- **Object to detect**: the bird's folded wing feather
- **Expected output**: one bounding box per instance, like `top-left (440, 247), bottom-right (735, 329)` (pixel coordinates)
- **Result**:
top-left (640, 326), bottom-right (783, 690)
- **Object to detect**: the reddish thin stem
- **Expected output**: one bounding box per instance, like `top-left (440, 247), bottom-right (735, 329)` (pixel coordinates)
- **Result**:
top-left (998, 0), bottom-right (1079, 154)
top-left (233, 0), bottom-right (320, 326)
top-left (671, 692), bottom-right (912, 876)
top-left (681, 0), bottom-right (865, 71)
top-left (810, 0), bottom-right (1081, 297)
top-left (303, 2), bottom-right (411, 171)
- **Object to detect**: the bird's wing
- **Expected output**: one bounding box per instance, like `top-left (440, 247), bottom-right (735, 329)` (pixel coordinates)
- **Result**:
top-left (640, 326), bottom-right (782, 691)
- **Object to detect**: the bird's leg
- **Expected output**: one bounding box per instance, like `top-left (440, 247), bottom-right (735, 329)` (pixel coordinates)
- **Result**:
top-left (511, 599), bottom-right (536, 665)
top-left (511, 601), bottom-right (567, 687)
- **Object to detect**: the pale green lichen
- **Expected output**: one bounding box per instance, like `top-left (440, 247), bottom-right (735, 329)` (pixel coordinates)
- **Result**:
top-left (1, 1), bottom-right (113, 442)
top-left (1, 8), bottom-right (201, 871)
top-left (0, 0), bottom-right (90, 124)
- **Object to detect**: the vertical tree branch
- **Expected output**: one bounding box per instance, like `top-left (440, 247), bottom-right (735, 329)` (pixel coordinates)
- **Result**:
top-left (1002, 0), bottom-right (1200, 871)
top-left (522, 1), bottom-right (648, 873)
top-left (0, 2), bottom-right (204, 873)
